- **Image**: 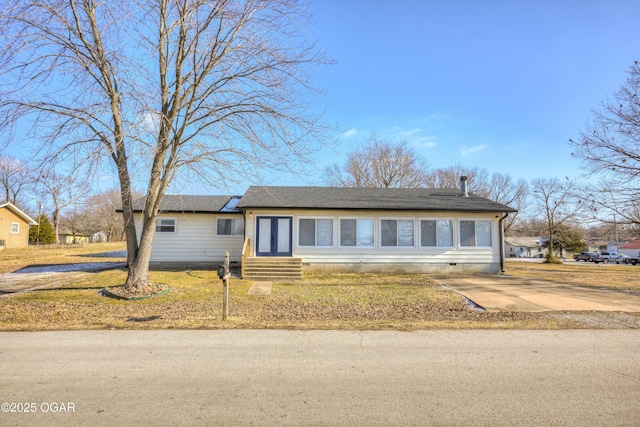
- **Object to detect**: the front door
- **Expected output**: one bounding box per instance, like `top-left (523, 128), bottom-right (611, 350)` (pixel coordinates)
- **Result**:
top-left (256, 216), bottom-right (293, 256)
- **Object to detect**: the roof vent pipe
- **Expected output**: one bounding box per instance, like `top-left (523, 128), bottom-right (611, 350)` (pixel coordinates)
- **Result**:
top-left (460, 176), bottom-right (469, 197)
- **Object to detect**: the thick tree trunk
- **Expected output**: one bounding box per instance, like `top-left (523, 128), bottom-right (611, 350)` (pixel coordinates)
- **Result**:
top-left (124, 213), bottom-right (157, 292)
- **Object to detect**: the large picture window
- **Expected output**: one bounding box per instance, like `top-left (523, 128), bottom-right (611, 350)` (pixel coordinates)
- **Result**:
top-left (420, 219), bottom-right (453, 247)
top-left (217, 218), bottom-right (244, 236)
top-left (155, 218), bottom-right (176, 233)
top-left (299, 218), bottom-right (333, 247)
top-left (381, 219), bottom-right (414, 247)
top-left (460, 220), bottom-right (492, 247)
top-left (340, 218), bottom-right (374, 247)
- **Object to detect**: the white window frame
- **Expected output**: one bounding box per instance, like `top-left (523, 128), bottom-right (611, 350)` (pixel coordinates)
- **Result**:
top-left (338, 217), bottom-right (375, 249)
top-left (459, 219), bottom-right (492, 248)
top-left (155, 217), bottom-right (177, 234)
top-left (380, 218), bottom-right (416, 248)
top-left (216, 217), bottom-right (244, 237)
top-left (419, 218), bottom-right (454, 248)
top-left (297, 217), bottom-right (334, 248)
top-left (10, 222), bottom-right (20, 234)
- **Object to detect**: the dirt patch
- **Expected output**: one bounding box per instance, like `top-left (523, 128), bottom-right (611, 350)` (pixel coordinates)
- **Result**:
top-left (103, 283), bottom-right (170, 300)
top-left (546, 312), bottom-right (640, 329)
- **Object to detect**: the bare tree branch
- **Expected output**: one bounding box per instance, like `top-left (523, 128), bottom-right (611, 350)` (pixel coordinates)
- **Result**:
top-left (325, 135), bottom-right (430, 188)
top-left (569, 59), bottom-right (640, 226)
top-left (0, 0), bottom-right (331, 292)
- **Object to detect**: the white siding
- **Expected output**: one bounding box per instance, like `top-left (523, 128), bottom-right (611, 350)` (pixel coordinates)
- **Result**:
top-left (245, 209), bottom-right (504, 272)
top-left (620, 247), bottom-right (640, 258)
top-left (135, 213), bottom-right (244, 264)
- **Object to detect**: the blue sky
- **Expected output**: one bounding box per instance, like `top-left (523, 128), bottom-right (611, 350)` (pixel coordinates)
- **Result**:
top-left (293, 0), bottom-right (640, 189)
top-left (4, 0), bottom-right (639, 196)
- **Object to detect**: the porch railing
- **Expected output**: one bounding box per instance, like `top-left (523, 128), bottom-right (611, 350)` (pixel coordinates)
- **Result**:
top-left (241, 237), bottom-right (252, 278)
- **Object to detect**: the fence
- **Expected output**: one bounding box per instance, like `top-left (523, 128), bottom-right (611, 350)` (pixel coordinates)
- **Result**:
top-left (28, 242), bottom-right (86, 250)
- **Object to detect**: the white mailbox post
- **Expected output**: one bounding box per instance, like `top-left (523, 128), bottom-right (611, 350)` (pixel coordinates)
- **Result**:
top-left (217, 251), bottom-right (231, 320)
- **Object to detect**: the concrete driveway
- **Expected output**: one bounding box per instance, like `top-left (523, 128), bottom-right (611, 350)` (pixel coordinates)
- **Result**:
top-left (431, 274), bottom-right (640, 312)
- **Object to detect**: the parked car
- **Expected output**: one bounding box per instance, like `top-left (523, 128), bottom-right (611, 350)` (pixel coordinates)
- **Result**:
top-left (574, 252), bottom-right (598, 262)
top-left (594, 252), bottom-right (625, 264)
top-left (617, 254), bottom-right (630, 264)
top-left (625, 255), bottom-right (640, 265)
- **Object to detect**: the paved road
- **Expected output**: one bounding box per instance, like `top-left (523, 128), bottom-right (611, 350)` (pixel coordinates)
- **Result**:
top-left (1, 330), bottom-right (638, 426)
top-left (433, 274), bottom-right (640, 312)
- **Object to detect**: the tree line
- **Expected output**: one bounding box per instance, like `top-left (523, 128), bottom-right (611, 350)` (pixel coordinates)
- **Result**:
top-left (0, 159), bottom-right (131, 245)
top-left (323, 132), bottom-right (638, 259)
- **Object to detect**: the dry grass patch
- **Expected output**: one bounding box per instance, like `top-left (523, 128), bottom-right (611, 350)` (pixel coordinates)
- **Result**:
top-left (505, 260), bottom-right (640, 295)
top-left (0, 270), bottom-right (563, 331)
top-left (2, 257), bottom-right (638, 330)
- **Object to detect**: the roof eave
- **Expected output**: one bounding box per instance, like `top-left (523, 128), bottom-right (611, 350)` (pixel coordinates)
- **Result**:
top-left (0, 202), bottom-right (38, 225)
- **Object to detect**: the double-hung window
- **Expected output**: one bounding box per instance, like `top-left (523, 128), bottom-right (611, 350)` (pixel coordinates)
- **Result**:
top-left (420, 219), bottom-right (453, 247)
top-left (10, 222), bottom-right (19, 234)
top-left (460, 220), bottom-right (492, 247)
top-left (155, 218), bottom-right (176, 233)
top-left (299, 218), bottom-right (333, 247)
top-left (217, 218), bottom-right (244, 236)
top-left (381, 219), bottom-right (414, 247)
top-left (339, 218), bottom-right (374, 247)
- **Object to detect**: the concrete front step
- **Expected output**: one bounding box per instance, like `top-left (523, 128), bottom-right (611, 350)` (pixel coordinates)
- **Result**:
top-left (242, 257), bottom-right (303, 281)
top-left (243, 257), bottom-right (302, 265)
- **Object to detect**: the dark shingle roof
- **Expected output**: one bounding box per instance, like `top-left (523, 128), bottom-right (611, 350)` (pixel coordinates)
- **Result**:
top-left (131, 195), bottom-right (241, 213)
top-left (236, 186), bottom-right (517, 213)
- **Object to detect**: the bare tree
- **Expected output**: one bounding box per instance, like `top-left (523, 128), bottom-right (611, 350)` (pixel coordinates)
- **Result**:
top-left (0, 0), bottom-right (329, 293)
top-left (36, 170), bottom-right (89, 243)
top-left (59, 208), bottom-right (90, 242)
top-left (83, 189), bottom-right (136, 242)
top-left (578, 179), bottom-right (640, 228)
top-left (569, 60), bottom-right (640, 226)
top-left (509, 217), bottom-right (550, 237)
top-left (426, 165), bottom-right (489, 194)
top-left (0, 155), bottom-right (32, 205)
top-left (486, 173), bottom-right (528, 233)
top-left (530, 177), bottom-right (582, 261)
top-left (425, 166), bottom-right (527, 232)
top-left (325, 136), bottom-right (430, 188)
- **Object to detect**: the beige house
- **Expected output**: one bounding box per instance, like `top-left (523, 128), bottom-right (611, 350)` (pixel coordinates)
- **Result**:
top-left (58, 228), bottom-right (92, 244)
top-left (0, 202), bottom-right (38, 249)
top-left (504, 236), bottom-right (546, 258)
top-left (131, 180), bottom-right (517, 277)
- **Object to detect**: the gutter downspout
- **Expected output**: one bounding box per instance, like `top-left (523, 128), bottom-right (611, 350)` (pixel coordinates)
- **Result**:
top-left (498, 213), bottom-right (509, 273)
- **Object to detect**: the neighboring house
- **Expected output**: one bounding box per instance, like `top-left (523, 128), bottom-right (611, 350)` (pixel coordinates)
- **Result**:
top-left (131, 178), bottom-right (517, 274)
top-left (92, 231), bottom-right (108, 243)
top-left (0, 202), bottom-right (38, 249)
top-left (606, 241), bottom-right (619, 253)
top-left (585, 238), bottom-right (608, 252)
top-left (504, 237), bottom-right (545, 258)
top-left (619, 239), bottom-right (640, 258)
top-left (58, 228), bottom-right (93, 244)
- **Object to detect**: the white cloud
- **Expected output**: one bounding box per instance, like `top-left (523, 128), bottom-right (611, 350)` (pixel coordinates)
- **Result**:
top-left (341, 128), bottom-right (357, 139)
top-left (460, 144), bottom-right (487, 156)
top-left (397, 128), bottom-right (422, 138)
top-left (413, 136), bottom-right (437, 148)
